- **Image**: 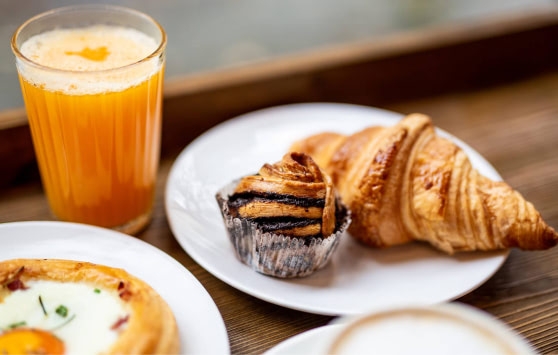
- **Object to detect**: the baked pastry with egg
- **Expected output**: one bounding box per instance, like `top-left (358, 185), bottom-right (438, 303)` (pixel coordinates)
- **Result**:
top-left (0, 258), bottom-right (179, 354)
top-left (216, 152), bottom-right (350, 278)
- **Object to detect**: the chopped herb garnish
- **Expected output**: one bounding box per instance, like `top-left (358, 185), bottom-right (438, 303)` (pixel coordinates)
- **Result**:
top-left (55, 305), bottom-right (68, 317)
top-left (94, 288), bottom-right (101, 294)
top-left (8, 321), bottom-right (26, 329)
top-left (38, 295), bottom-right (48, 316)
top-left (50, 314), bottom-right (76, 331)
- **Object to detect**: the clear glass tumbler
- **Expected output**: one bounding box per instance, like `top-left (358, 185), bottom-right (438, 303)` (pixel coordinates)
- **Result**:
top-left (11, 5), bottom-right (167, 235)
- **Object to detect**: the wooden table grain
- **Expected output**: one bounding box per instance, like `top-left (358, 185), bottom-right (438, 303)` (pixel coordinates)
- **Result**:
top-left (1, 71), bottom-right (558, 354)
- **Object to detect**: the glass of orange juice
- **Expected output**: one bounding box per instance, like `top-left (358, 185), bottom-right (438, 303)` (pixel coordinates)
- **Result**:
top-left (11, 5), bottom-right (166, 235)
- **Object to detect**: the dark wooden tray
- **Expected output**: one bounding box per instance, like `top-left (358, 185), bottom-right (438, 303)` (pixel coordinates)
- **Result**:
top-left (1, 9), bottom-right (557, 188)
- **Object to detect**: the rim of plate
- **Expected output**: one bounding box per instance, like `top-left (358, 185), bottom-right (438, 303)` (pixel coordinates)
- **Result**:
top-left (164, 102), bottom-right (509, 316)
top-left (0, 220), bottom-right (231, 355)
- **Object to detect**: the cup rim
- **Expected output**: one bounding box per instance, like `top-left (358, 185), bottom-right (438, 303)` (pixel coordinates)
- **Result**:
top-left (11, 4), bottom-right (167, 75)
top-left (328, 303), bottom-right (536, 354)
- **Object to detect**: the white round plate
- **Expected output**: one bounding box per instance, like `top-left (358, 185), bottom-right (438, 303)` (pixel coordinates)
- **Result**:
top-left (0, 221), bottom-right (230, 355)
top-left (264, 324), bottom-right (344, 355)
top-left (165, 102), bottom-right (509, 316)
top-left (265, 303), bottom-right (536, 355)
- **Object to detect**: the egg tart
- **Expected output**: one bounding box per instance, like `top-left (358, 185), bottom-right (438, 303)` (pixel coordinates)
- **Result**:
top-left (0, 258), bottom-right (179, 354)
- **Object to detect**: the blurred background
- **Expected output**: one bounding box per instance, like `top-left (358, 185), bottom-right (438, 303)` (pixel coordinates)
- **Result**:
top-left (0, 0), bottom-right (554, 111)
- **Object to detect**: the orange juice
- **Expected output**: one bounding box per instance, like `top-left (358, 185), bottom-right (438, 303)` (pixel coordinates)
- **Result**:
top-left (15, 23), bottom-right (165, 233)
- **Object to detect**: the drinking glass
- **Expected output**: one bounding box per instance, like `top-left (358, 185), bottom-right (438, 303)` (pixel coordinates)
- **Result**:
top-left (11, 5), bottom-right (167, 234)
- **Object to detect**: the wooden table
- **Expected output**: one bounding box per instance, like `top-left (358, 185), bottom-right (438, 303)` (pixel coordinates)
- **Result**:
top-left (1, 10), bottom-right (558, 354)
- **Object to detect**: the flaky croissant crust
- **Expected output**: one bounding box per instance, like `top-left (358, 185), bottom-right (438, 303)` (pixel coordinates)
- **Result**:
top-left (291, 114), bottom-right (558, 254)
top-left (0, 258), bottom-right (180, 354)
top-left (231, 152), bottom-right (337, 237)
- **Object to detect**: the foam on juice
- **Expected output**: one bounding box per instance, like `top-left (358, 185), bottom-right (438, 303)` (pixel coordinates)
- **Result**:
top-left (18, 25), bottom-right (160, 95)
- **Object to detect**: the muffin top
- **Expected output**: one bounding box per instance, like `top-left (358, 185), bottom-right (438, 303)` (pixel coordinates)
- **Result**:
top-left (227, 152), bottom-right (337, 238)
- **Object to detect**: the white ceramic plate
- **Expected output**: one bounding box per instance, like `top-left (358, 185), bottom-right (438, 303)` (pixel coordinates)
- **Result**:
top-left (0, 221), bottom-right (230, 355)
top-left (264, 324), bottom-right (344, 355)
top-left (165, 102), bottom-right (509, 316)
top-left (265, 303), bottom-right (536, 355)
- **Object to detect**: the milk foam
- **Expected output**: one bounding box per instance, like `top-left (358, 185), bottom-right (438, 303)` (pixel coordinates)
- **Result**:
top-left (332, 314), bottom-right (514, 355)
top-left (328, 306), bottom-right (535, 355)
top-left (18, 25), bottom-right (161, 94)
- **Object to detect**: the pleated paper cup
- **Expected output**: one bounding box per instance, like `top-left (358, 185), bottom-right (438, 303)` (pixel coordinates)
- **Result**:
top-left (216, 181), bottom-right (350, 278)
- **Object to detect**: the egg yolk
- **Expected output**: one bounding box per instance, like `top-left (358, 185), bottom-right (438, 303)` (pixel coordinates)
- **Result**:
top-left (0, 328), bottom-right (65, 354)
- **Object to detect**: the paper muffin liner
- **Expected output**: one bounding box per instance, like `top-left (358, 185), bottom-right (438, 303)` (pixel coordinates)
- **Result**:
top-left (215, 181), bottom-right (350, 278)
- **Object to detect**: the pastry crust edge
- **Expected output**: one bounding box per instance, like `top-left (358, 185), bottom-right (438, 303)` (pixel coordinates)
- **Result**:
top-left (0, 258), bottom-right (180, 354)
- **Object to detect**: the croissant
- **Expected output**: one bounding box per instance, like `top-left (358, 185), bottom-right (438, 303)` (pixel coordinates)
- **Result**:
top-left (290, 113), bottom-right (558, 254)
